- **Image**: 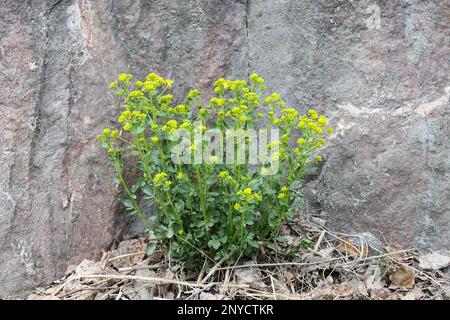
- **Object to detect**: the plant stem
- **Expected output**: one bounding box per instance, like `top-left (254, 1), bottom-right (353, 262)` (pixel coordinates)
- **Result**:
top-left (113, 159), bottom-right (152, 231)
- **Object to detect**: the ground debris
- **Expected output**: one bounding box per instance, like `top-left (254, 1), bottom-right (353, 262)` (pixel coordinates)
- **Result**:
top-left (418, 252), bottom-right (450, 271)
top-left (25, 219), bottom-right (448, 300)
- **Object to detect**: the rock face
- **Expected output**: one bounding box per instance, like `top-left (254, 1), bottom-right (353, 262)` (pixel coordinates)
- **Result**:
top-left (246, 0), bottom-right (449, 249)
top-left (0, 0), bottom-right (247, 297)
top-left (0, 0), bottom-right (448, 296)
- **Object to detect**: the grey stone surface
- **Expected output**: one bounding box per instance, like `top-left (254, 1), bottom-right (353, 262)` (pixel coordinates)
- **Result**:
top-left (246, 0), bottom-right (449, 250)
top-left (0, 0), bottom-right (448, 296)
top-left (317, 98), bottom-right (449, 250)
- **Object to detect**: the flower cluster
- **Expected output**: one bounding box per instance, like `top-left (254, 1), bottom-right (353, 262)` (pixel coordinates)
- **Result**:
top-left (97, 71), bottom-right (333, 267)
top-left (117, 110), bottom-right (146, 131)
top-left (237, 187), bottom-right (262, 203)
top-left (218, 170), bottom-right (232, 181)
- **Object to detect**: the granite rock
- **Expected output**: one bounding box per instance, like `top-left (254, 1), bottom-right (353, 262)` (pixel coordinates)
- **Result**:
top-left (0, 0), bottom-right (448, 296)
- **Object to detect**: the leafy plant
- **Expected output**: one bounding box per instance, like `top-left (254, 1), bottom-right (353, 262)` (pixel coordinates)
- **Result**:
top-left (97, 72), bottom-right (333, 267)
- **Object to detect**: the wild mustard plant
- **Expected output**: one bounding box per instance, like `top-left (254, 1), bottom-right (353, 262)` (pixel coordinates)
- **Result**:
top-left (97, 72), bottom-right (333, 267)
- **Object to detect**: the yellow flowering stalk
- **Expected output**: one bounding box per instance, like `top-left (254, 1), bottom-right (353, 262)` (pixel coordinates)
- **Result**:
top-left (97, 71), bottom-right (333, 268)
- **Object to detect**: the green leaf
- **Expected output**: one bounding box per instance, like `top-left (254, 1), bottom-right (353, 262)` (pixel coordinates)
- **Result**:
top-left (299, 240), bottom-right (315, 249)
top-left (285, 209), bottom-right (295, 220)
top-left (141, 185), bottom-right (154, 197)
top-left (132, 126), bottom-right (145, 135)
top-left (175, 200), bottom-right (185, 212)
top-left (208, 239), bottom-right (221, 250)
top-left (137, 162), bottom-right (146, 172)
top-left (205, 176), bottom-right (217, 186)
top-left (220, 235), bottom-right (228, 244)
top-left (121, 198), bottom-right (134, 210)
top-left (166, 166), bottom-right (177, 174)
top-left (248, 240), bottom-right (259, 249)
top-left (289, 180), bottom-right (302, 190)
top-left (166, 226), bottom-right (174, 239)
top-left (146, 241), bottom-right (157, 255)
top-left (131, 183), bottom-right (139, 193)
top-left (151, 150), bottom-right (161, 165)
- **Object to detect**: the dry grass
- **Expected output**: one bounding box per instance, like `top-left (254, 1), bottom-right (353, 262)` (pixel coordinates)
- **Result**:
top-left (26, 216), bottom-right (449, 300)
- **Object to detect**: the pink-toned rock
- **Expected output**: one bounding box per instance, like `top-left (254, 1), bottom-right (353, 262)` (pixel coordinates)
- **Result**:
top-left (0, 0), bottom-right (247, 297)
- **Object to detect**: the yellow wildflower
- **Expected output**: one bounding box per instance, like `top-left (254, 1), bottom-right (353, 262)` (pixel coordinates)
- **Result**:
top-left (263, 96), bottom-right (272, 104)
top-left (187, 89), bottom-right (201, 99)
top-left (153, 172), bottom-right (167, 183)
top-left (308, 109), bottom-right (318, 119)
top-left (188, 144), bottom-right (197, 152)
top-left (166, 120), bottom-right (178, 129)
top-left (118, 73), bottom-right (132, 82)
top-left (180, 122), bottom-right (190, 129)
top-left (249, 73), bottom-right (259, 81)
top-left (256, 77), bottom-right (265, 84)
top-left (209, 156), bottom-right (219, 164)
top-left (176, 172), bottom-right (184, 180)
top-left (271, 93), bottom-right (280, 101)
top-left (318, 115), bottom-right (328, 126)
top-left (218, 171), bottom-right (229, 179)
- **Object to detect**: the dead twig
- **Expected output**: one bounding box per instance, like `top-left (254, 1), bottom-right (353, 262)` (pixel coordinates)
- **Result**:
top-left (200, 255), bottom-right (229, 284)
top-left (107, 252), bottom-right (146, 263)
top-left (77, 274), bottom-right (249, 289)
top-left (118, 262), bottom-right (167, 273)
